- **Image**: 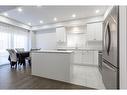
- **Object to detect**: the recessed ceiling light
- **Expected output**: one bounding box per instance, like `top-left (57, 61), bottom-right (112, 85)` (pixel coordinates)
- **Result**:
top-left (72, 14), bottom-right (76, 18)
top-left (28, 22), bottom-right (31, 26)
top-left (17, 7), bottom-right (23, 12)
top-left (95, 10), bottom-right (100, 13)
top-left (40, 20), bottom-right (43, 24)
top-left (54, 17), bottom-right (57, 21)
top-left (3, 12), bottom-right (8, 16)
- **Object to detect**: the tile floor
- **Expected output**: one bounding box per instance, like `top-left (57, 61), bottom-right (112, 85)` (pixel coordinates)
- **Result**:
top-left (71, 65), bottom-right (105, 89)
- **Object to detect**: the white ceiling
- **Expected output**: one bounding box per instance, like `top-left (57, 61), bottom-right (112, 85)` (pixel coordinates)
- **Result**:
top-left (0, 6), bottom-right (108, 26)
top-left (0, 6), bottom-right (17, 13)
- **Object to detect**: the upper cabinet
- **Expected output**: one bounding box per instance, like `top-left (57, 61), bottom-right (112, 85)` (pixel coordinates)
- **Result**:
top-left (56, 27), bottom-right (67, 43)
top-left (87, 22), bottom-right (103, 41)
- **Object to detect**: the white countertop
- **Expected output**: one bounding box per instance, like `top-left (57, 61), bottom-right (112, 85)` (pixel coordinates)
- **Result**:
top-left (57, 47), bottom-right (102, 51)
top-left (31, 50), bottom-right (74, 54)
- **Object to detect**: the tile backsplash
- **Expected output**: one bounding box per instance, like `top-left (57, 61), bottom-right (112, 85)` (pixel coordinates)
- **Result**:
top-left (57, 26), bottom-right (102, 50)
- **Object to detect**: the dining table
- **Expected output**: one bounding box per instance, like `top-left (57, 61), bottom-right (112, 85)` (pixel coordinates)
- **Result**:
top-left (8, 51), bottom-right (30, 66)
top-left (17, 51), bottom-right (30, 66)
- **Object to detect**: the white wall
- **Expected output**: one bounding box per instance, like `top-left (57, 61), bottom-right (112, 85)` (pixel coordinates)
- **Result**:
top-left (119, 6), bottom-right (127, 89)
top-left (56, 26), bottom-right (87, 48)
top-left (36, 28), bottom-right (57, 49)
top-left (29, 30), bottom-right (36, 50)
top-left (66, 26), bottom-right (87, 48)
top-left (67, 33), bottom-right (86, 48)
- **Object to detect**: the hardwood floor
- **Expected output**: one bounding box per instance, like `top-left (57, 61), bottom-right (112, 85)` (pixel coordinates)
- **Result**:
top-left (0, 64), bottom-right (93, 89)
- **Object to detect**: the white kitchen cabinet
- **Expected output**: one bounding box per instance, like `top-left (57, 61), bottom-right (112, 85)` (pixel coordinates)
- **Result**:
top-left (93, 51), bottom-right (98, 65)
top-left (56, 27), bottom-right (66, 43)
top-left (73, 50), bottom-right (98, 66)
top-left (82, 51), bottom-right (90, 64)
top-left (31, 51), bottom-right (73, 83)
top-left (87, 22), bottom-right (103, 41)
top-left (73, 51), bottom-right (82, 64)
top-left (82, 51), bottom-right (94, 65)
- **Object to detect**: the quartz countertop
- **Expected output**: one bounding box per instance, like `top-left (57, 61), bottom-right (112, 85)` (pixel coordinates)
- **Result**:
top-left (57, 47), bottom-right (102, 51)
top-left (31, 50), bottom-right (74, 54)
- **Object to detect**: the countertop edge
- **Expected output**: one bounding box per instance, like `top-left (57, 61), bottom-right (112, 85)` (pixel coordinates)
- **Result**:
top-left (31, 51), bottom-right (74, 54)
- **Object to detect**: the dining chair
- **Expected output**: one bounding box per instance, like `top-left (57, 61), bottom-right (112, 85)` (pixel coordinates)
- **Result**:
top-left (25, 48), bottom-right (40, 66)
top-left (30, 48), bottom-right (41, 51)
top-left (15, 48), bottom-right (25, 52)
top-left (6, 49), bottom-right (18, 68)
top-left (26, 56), bottom-right (31, 66)
top-left (15, 48), bottom-right (30, 66)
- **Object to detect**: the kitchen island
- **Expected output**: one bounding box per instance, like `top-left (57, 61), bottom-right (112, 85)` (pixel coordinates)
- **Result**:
top-left (31, 50), bottom-right (74, 83)
top-left (57, 47), bottom-right (102, 66)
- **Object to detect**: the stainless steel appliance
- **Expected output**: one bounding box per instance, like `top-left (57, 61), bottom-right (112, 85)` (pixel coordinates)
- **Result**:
top-left (98, 51), bottom-right (102, 71)
top-left (102, 6), bottom-right (119, 89)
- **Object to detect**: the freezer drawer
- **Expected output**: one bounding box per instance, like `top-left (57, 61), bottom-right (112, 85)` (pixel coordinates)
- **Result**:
top-left (101, 59), bottom-right (118, 89)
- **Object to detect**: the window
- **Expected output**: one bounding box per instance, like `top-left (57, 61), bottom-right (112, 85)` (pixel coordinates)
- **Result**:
top-left (13, 27), bottom-right (28, 50)
top-left (0, 23), bottom-right (29, 65)
top-left (0, 32), bottom-right (11, 51)
top-left (14, 35), bottom-right (28, 49)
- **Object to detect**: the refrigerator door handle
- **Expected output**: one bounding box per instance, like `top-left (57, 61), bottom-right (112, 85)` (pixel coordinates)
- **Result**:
top-left (104, 22), bottom-right (111, 55)
top-left (103, 61), bottom-right (116, 72)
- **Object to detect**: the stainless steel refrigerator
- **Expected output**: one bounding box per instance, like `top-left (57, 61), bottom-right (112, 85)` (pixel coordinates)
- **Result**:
top-left (101, 6), bottom-right (119, 89)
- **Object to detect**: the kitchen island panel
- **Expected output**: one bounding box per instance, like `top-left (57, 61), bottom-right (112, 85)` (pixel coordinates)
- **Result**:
top-left (31, 52), bottom-right (73, 83)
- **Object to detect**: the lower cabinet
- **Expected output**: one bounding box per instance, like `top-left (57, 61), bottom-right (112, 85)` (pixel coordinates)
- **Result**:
top-left (73, 51), bottom-right (82, 64)
top-left (82, 51), bottom-right (94, 65)
top-left (73, 50), bottom-right (98, 66)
